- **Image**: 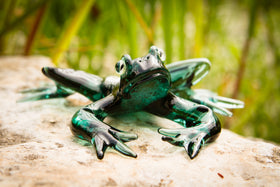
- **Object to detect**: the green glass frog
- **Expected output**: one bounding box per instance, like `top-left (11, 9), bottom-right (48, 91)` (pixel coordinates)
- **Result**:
top-left (19, 46), bottom-right (244, 159)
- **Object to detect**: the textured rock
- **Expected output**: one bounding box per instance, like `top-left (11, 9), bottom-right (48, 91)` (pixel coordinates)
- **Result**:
top-left (0, 56), bottom-right (279, 186)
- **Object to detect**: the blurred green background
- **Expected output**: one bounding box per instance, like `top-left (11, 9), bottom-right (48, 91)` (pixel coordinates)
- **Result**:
top-left (0, 0), bottom-right (279, 143)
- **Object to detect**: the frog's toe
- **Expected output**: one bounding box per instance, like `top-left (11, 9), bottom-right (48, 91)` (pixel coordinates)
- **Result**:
top-left (93, 135), bottom-right (108, 159)
top-left (109, 128), bottom-right (137, 157)
top-left (213, 95), bottom-right (245, 109)
top-left (17, 86), bottom-right (56, 102)
top-left (159, 128), bottom-right (207, 159)
top-left (91, 128), bottom-right (137, 159)
top-left (108, 128), bottom-right (138, 142)
top-left (17, 84), bottom-right (73, 102)
top-left (190, 89), bottom-right (244, 116)
top-left (114, 141), bottom-right (137, 158)
top-left (93, 135), bottom-right (136, 159)
top-left (182, 132), bottom-right (206, 159)
top-left (161, 136), bottom-right (183, 146)
top-left (158, 128), bottom-right (182, 138)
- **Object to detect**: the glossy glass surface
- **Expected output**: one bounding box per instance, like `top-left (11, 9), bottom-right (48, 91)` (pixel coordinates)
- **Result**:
top-left (19, 46), bottom-right (244, 159)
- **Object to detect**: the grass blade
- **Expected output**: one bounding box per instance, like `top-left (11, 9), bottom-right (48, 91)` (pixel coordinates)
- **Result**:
top-left (124, 0), bottom-right (153, 45)
top-left (24, 1), bottom-right (48, 56)
top-left (51, 0), bottom-right (95, 65)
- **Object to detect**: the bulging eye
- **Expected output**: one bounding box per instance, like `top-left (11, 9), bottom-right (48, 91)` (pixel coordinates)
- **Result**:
top-left (149, 46), bottom-right (166, 62)
top-left (157, 48), bottom-right (166, 62)
top-left (115, 58), bottom-right (126, 75)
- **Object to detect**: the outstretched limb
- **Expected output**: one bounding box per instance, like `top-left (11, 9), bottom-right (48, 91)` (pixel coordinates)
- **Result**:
top-left (18, 83), bottom-right (74, 102)
top-left (146, 93), bottom-right (221, 159)
top-left (167, 58), bottom-right (211, 90)
top-left (167, 58), bottom-right (244, 116)
top-left (189, 89), bottom-right (244, 116)
top-left (71, 95), bottom-right (138, 159)
top-left (18, 67), bottom-right (119, 102)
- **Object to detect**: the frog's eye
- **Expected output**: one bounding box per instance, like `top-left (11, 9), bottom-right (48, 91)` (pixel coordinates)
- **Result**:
top-left (149, 46), bottom-right (166, 62)
top-left (115, 55), bottom-right (132, 75)
top-left (115, 58), bottom-right (126, 75)
top-left (157, 48), bottom-right (166, 62)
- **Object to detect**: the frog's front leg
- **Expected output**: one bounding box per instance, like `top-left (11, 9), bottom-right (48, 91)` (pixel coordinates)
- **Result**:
top-left (19, 67), bottom-right (119, 102)
top-left (146, 93), bottom-right (221, 159)
top-left (18, 83), bottom-right (74, 102)
top-left (71, 95), bottom-right (138, 159)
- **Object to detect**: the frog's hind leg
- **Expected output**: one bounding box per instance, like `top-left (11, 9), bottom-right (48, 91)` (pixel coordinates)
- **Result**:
top-left (190, 89), bottom-right (244, 117)
top-left (167, 58), bottom-right (211, 90)
top-left (146, 93), bottom-right (221, 159)
top-left (167, 59), bottom-right (244, 116)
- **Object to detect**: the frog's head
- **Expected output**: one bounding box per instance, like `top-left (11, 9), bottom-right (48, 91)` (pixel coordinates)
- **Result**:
top-left (115, 46), bottom-right (171, 102)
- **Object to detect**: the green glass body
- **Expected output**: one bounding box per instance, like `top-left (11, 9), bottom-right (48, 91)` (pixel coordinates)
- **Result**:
top-left (19, 46), bottom-right (244, 159)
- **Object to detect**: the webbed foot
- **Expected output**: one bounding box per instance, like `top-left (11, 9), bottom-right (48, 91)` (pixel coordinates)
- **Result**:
top-left (158, 127), bottom-right (217, 159)
top-left (18, 84), bottom-right (74, 102)
top-left (89, 127), bottom-right (138, 159)
top-left (191, 89), bottom-right (244, 116)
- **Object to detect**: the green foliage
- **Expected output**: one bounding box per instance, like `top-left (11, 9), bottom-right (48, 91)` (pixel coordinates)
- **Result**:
top-left (0, 0), bottom-right (280, 143)
top-left (51, 0), bottom-right (95, 64)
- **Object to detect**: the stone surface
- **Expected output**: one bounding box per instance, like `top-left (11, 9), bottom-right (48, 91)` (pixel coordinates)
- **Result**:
top-left (0, 56), bottom-right (279, 186)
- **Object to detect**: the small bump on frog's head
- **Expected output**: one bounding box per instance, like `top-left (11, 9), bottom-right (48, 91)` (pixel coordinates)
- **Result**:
top-left (115, 46), bottom-right (171, 101)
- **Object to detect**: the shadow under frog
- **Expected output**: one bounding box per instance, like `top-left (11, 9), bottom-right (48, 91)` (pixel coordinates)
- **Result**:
top-left (19, 46), bottom-right (244, 159)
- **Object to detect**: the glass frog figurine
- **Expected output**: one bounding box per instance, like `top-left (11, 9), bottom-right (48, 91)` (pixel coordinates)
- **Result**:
top-left (19, 46), bottom-right (244, 159)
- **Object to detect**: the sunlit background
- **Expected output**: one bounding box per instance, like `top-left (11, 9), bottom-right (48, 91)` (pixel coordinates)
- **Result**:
top-left (0, 0), bottom-right (279, 143)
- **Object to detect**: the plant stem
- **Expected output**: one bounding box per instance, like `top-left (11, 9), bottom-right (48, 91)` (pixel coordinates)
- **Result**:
top-left (0, 0), bottom-right (14, 32)
top-left (264, 5), bottom-right (280, 67)
top-left (177, 0), bottom-right (186, 60)
top-left (193, 0), bottom-right (204, 58)
top-left (232, 0), bottom-right (257, 99)
top-left (224, 0), bottom-right (258, 129)
top-left (150, 2), bottom-right (161, 36)
top-left (0, 0), bottom-right (44, 38)
top-left (162, 0), bottom-right (173, 63)
top-left (51, 0), bottom-right (95, 65)
top-left (124, 0), bottom-right (154, 45)
top-left (24, 2), bottom-right (48, 56)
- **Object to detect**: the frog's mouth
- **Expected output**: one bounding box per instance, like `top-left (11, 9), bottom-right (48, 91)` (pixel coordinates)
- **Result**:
top-left (121, 68), bottom-right (171, 97)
